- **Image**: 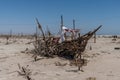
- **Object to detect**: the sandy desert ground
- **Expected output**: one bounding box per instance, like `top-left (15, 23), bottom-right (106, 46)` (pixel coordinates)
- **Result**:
top-left (0, 36), bottom-right (120, 80)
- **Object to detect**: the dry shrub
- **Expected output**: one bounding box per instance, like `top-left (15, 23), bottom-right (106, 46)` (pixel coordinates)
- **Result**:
top-left (86, 77), bottom-right (96, 80)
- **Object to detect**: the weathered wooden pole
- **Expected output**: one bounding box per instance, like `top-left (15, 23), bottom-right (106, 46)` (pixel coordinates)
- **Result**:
top-left (73, 19), bottom-right (75, 30)
top-left (78, 33), bottom-right (81, 38)
top-left (36, 18), bottom-right (46, 41)
top-left (61, 15), bottom-right (63, 32)
top-left (46, 26), bottom-right (51, 37)
top-left (60, 15), bottom-right (67, 41)
top-left (71, 19), bottom-right (75, 40)
top-left (94, 33), bottom-right (96, 43)
top-left (35, 26), bottom-right (38, 45)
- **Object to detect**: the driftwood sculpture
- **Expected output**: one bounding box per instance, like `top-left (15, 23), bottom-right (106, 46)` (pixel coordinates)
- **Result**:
top-left (33, 19), bottom-right (102, 58)
top-left (32, 19), bottom-right (102, 71)
top-left (55, 25), bottom-right (102, 59)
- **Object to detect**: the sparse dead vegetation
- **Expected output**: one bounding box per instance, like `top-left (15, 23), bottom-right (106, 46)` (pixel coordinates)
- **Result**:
top-left (31, 19), bottom-right (102, 71)
top-left (17, 64), bottom-right (33, 80)
top-left (86, 77), bottom-right (96, 80)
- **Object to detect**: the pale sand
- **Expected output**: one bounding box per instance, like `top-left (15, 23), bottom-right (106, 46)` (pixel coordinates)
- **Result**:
top-left (0, 37), bottom-right (120, 80)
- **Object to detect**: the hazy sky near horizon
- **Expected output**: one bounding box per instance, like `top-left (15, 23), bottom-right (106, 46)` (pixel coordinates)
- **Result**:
top-left (0, 0), bottom-right (120, 34)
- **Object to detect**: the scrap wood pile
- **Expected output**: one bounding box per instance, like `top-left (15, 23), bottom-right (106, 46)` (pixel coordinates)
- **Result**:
top-left (31, 19), bottom-right (102, 70)
top-left (56, 25), bottom-right (101, 59)
top-left (32, 19), bottom-right (102, 71)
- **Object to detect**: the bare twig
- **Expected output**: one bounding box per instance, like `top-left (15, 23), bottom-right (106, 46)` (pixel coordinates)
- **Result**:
top-left (17, 64), bottom-right (32, 80)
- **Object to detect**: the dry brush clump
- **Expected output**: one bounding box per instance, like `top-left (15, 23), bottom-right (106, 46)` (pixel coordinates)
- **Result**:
top-left (0, 34), bottom-right (11, 45)
top-left (31, 19), bottom-right (102, 71)
top-left (86, 77), bottom-right (96, 80)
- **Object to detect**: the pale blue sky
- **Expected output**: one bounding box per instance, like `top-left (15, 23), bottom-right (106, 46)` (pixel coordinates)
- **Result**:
top-left (0, 0), bottom-right (120, 34)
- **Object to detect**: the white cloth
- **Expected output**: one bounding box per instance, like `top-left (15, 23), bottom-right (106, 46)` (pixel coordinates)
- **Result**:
top-left (60, 26), bottom-right (80, 42)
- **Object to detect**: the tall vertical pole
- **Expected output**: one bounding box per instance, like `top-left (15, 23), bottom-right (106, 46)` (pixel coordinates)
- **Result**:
top-left (73, 19), bottom-right (75, 30)
top-left (61, 15), bottom-right (63, 32)
top-left (60, 15), bottom-right (67, 41)
top-left (47, 25), bottom-right (51, 37)
top-left (36, 26), bottom-right (38, 35)
top-left (72, 19), bottom-right (76, 40)
top-left (35, 25), bottom-right (38, 46)
top-left (94, 33), bottom-right (96, 43)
